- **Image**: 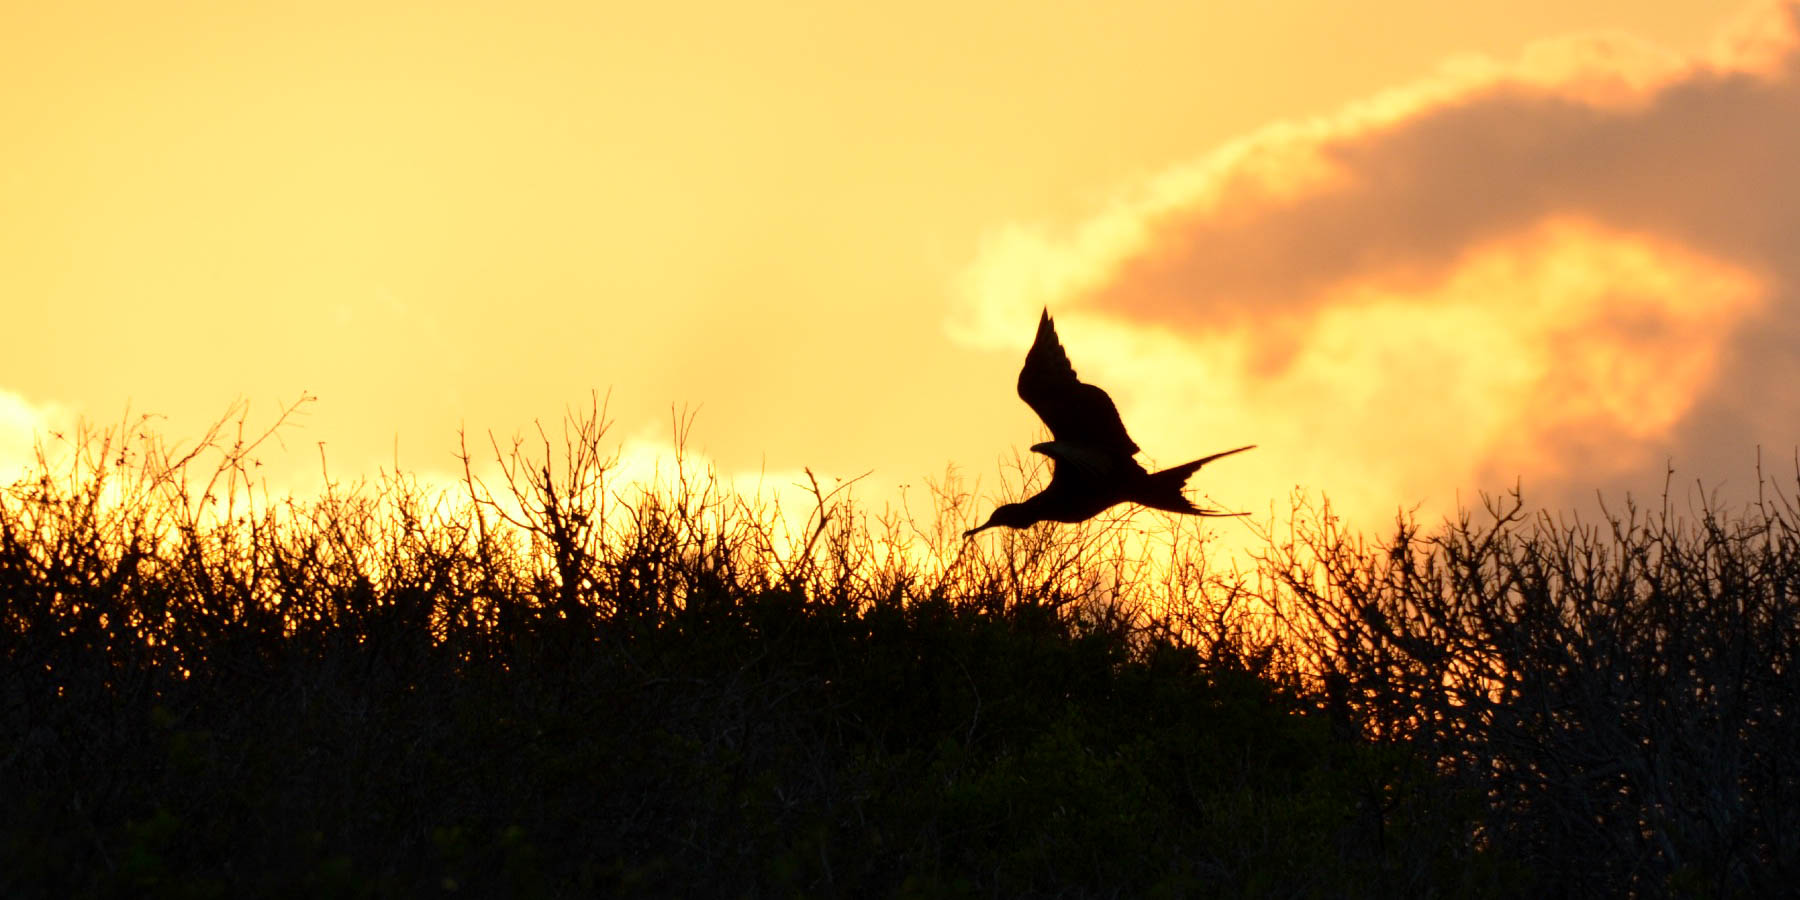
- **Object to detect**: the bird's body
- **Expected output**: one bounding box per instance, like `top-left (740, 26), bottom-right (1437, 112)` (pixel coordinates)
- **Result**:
top-left (965, 310), bottom-right (1252, 536)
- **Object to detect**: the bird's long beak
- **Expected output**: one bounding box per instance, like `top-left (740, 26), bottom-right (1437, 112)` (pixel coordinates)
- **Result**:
top-left (963, 520), bottom-right (996, 538)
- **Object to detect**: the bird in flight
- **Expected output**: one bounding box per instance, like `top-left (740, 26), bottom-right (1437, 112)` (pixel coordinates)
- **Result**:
top-left (965, 309), bottom-right (1253, 537)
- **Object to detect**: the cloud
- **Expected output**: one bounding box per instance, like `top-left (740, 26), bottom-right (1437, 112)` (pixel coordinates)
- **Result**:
top-left (0, 390), bottom-right (69, 486)
top-left (955, 0), bottom-right (1800, 525)
top-left (440, 416), bottom-right (851, 560)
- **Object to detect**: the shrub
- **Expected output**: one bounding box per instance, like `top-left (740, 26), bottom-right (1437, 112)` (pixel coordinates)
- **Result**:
top-left (6, 397), bottom-right (1796, 896)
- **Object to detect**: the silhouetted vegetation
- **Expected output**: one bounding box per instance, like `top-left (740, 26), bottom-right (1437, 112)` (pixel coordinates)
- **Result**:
top-left (1261, 482), bottom-right (1800, 898)
top-left (4, 398), bottom-right (1796, 897)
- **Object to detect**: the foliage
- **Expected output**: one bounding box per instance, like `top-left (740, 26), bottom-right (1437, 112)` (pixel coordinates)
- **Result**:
top-left (4, 397), bottom-right (1796, 896)
top-left (1263, 483), bottom-right (1800, 897)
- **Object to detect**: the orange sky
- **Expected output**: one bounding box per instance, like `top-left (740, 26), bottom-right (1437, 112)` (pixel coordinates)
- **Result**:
top-left (4, 0), bottom-right (1792, 544)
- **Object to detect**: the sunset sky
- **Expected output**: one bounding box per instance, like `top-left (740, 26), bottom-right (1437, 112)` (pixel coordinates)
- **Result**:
top-left (6, 0), bottom-right (1796, 541)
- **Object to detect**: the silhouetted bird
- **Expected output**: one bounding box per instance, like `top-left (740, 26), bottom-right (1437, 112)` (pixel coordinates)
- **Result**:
top-left (965, 309), bottom-right (1253, 537)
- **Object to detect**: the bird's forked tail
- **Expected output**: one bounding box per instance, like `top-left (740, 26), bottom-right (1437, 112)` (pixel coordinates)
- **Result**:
top-left (1139, 445), bottom-right (1255, 516)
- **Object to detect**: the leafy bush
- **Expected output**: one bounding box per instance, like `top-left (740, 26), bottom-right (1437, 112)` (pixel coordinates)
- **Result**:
top-left (1263, 485), bottom-right (1800, 897)
top-left (5, 397), bottom-right (1796, 896)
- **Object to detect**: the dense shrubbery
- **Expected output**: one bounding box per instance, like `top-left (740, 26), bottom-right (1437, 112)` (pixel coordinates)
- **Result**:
top-left (1262, 484), bottom-right (1800, 897)
top-left (3, 399), bottom-right (1797, 897)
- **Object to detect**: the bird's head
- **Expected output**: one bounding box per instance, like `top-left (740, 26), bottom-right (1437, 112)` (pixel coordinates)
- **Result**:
top-left (964, 502), bottom-right (1038, 537)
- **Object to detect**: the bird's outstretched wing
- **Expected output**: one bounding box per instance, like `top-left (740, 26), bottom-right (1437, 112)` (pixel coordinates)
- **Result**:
top-left (1017, 310), bottom-right (1140, 457)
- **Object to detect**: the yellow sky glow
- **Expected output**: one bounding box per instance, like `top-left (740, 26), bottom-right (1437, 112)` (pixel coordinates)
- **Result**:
top-left (4, 0), bottom-right (1790, 554)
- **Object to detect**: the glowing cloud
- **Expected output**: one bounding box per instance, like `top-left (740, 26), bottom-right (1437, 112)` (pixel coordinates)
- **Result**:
top-left (0, 391), bottom-right (69, 486)
top-left (955, 0), bottom-right (1800, 524)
